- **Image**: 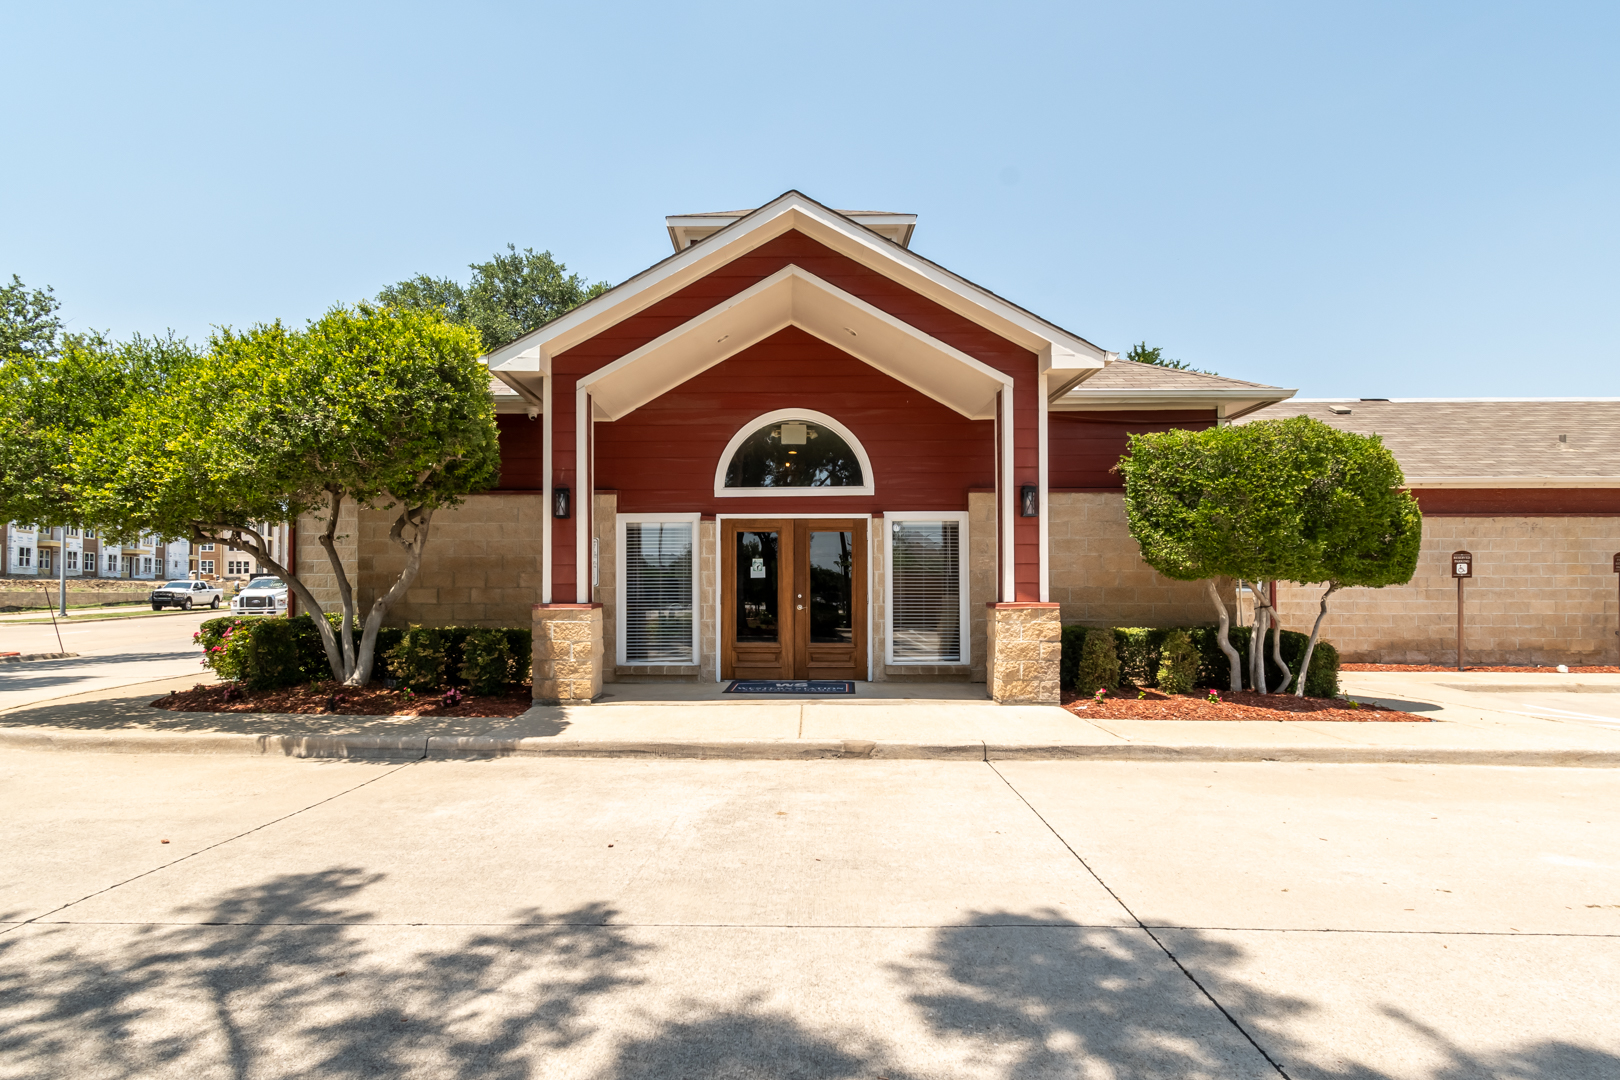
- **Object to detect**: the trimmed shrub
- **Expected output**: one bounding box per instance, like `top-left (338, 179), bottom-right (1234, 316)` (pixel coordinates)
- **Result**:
top-left (386, 627), bottom-right (449, 691)
top-left (460, 629), bottom-right (516, 694)
top-left (1059, 625), bottom-right (1088, 690)
top-left (196, 614), bottom-right (331, 690)
top-left (1155, 630), bottom-right (1200, 695)
top-left (1076, 630), bottom-right (1121, 696)
top-left (1185, 625), bottom-right (1339, 697)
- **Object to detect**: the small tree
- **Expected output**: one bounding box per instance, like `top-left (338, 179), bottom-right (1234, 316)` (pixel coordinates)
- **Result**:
top-left (1121, 416), bottom-right (1420, 695)
top-left (1286, 426), bottom-right (1421, 694)
top-left (84, 304), bottom-right (499, 686)
top-left (1124, 341), bottom-right (1215, 376)
top-left (1120, 421), bottom-right (1314, 690)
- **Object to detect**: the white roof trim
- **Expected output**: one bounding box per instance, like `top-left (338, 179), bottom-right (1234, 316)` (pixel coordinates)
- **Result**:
top-left (485, 190), bottom-right (1107, 373)
top-left (577, 264), bottom-right (1012, 421)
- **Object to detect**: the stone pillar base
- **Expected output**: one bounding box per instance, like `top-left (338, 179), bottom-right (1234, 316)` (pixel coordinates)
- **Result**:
top-left (533, 603), bottom-right (604, 705)
top-left (985, 602), bottom-right (1061, 705)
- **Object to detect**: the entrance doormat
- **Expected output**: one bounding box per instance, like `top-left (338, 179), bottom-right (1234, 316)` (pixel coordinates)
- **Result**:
top-left (723, 680), bottom-right (856, 695)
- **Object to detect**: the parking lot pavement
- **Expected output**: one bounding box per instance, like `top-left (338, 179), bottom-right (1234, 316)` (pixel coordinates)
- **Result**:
top-left (0, 609), bottom-right (215, 712)
top-left (2, 752), bottom-right (1615, 1078)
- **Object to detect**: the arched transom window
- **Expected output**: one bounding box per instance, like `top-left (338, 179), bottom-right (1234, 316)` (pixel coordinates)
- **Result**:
top-left (714, 409), bottom-right (875, 497)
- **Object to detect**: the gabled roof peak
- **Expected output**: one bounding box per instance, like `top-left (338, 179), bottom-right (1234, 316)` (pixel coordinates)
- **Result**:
top-left (667, 206), bottom-right (916, 251)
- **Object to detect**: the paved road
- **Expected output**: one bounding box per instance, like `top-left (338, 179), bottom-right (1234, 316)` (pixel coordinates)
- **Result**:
top-left (0, 609), bottom-right (216, 713)
top-left (1, 751), bottom-right (1615, 1079)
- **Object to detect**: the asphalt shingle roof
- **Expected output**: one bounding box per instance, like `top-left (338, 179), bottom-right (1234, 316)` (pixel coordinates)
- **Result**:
top-left (1075, 360), bottom-right (1285, 392)
top-left (1240, 399), bottom-right (1620, 481)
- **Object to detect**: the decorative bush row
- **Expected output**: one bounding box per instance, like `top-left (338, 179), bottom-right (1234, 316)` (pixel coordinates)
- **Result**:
top-left (196, 615), bottom-right (531, 693)
top-left (1060, 624), bottom-right (1340, 698)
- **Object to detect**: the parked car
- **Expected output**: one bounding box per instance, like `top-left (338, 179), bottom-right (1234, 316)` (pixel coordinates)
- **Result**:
top-left (232, 575), bottom-right (289, 615)
top-left (150, 580), bottom-right (223, 611)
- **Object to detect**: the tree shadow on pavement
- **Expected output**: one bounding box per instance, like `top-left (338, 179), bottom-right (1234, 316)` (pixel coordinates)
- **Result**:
top-left (4, 884), bottom-right (1616, 1079)
top-left (896, 911), bottom-right (1620, 1080)
top-left (0, 867), bottom-right (650, 1079)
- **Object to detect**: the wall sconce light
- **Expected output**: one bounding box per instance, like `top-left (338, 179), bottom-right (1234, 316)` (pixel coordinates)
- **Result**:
top-left (552, 486), bottom-right (571, 519)
top-left (1020, 485), bottom-right (1039, 517)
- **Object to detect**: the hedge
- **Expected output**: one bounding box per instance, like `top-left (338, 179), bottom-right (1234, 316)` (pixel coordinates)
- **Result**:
top-left (197, 615), bottom-right (531, 692)
top-left (1059, 624), bottom-right (1339, 698)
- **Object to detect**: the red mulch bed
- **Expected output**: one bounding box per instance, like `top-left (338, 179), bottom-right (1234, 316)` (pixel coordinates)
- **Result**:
top-left (1342, 663), bottom-right (1619, 673)
top-left (153, 682), bottom-right (534, 717)
top-left (1062, 687), bottom-right (1428, 722)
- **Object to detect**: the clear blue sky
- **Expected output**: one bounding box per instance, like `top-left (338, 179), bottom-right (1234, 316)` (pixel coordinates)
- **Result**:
top-left (4, 1), bottom-right (1616, 397)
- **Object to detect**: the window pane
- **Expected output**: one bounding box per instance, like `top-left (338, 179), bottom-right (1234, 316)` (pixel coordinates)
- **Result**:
top-left (734, 531), bottom-right (780, 643)
top-left (891, 521), bottom-right (961, 662)
top-left (724, 420), bottom-right (863, 488)
top-left (625, 523), bottom-right (694, 663)
top-left (809, 530), bottom-right (854, 643)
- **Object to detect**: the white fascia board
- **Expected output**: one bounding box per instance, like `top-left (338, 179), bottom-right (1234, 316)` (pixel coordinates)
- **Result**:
top-left (1403, 476), bottom-right (1620, 489)
top-left (481, 191), bottom-right (1105, 373)
top-left (578, 264), bottom-right (1011, 421)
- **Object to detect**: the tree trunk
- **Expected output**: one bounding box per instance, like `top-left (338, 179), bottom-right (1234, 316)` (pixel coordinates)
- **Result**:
top-left (315, 488), bottom-right (359, 681)
top-left (1295, 582), bottom-right (1342, 697)
top-left (194, 521), bottom-right (346, 681)
top-left (1269, 583), bottom-right (1289, 692)
top-left (349, 504), bottom-right (434, 687)
top-left (1206, 578), bottom-right (1242, 691)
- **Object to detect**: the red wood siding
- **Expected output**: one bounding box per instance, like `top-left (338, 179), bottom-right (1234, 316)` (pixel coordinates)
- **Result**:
top-left (548, 229), bottom-right (1039, 601)
top-left (493, 415), bottom-right (545, 491)
top-left (597, 327), bottom-right (993, 514)
top-left (1413, 488), bottom-right (1620, 516)
top-left (1047, 410), bottom-right (1219, 490)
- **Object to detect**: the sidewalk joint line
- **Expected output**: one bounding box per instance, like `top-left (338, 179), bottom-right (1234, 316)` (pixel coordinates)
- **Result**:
top-left (987, 760), bottom-right (1293, 1079)
top-left (0, 759), bottom-right (421, 939)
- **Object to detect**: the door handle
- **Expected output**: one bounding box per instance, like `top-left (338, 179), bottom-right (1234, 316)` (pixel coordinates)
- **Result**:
top-left (796, 604), bottom-right (803, 610)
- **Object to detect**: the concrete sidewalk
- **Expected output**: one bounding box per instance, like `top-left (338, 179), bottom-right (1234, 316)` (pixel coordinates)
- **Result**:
top-left (4, 671), bottom-right (1620, 766)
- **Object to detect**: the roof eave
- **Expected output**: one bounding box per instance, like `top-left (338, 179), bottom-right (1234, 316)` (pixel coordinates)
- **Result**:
top-left (484, 190), bottom-right (1109, 371)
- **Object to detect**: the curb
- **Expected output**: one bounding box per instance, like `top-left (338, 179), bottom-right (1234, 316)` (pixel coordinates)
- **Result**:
top-left (2, 727), bottom-right (1618, 767)
top-left (0, 652), bottom-right (80, 663)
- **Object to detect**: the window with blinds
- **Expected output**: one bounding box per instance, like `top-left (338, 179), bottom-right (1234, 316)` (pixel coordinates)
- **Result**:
top-left (623, 521), bottom-right (695, 664)
top-left (890, 520), bottom-right (963, 663)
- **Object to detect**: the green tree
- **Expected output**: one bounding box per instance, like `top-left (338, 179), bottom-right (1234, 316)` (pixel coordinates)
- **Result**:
top-left (1124, 341), bottom-right (1214, 375)
top-left (1120, 416), bottom-right (1420, 693)
top-left (0, 331), bottom-right (189, 533)
top-left (1120, 420), bottom-right (1306, 690)
top-left (81, 304), bottom-right (500, 685)
top-left (1, 275), bottom-right (64, 360)
top-left (1285, 423), bottom-right (1422, 694)
top-left (378, 244), bottom-right (608, 352)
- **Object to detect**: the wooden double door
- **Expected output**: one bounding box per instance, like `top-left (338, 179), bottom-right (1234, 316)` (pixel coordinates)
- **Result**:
top-left (721, 518), bottom-right (867, 681)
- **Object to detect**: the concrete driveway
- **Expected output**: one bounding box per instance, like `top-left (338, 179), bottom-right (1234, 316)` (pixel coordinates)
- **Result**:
top-left (0, 609), bottom-right (216, 713)
top-left (2, 751), bottom-right (1615, 1078)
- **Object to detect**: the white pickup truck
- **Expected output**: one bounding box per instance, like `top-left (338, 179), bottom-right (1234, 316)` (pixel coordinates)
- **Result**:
top-left (232, 575), bottom-right (289, 615)
top-left (149, 579), bottom-right (224, 611)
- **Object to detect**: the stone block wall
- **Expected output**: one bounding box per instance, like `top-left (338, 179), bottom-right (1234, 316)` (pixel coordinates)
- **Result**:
top-left (293, 499), bottom-right (358, 616)
top-left (968, 492), bottom-right (998, 682)
top-left (985, 602), bottom-right (1061, 704)
top-left (1277, 515), bottom-right (1620, 665)
top-left (1048, 493), bottom-right (1227, 628)
top-left (328, 493), bottom-right (548, 628)
top-left (533, 604), bottom-right (603, 704)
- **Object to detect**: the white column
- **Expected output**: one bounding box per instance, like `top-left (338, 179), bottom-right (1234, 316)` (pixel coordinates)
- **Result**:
top-left (542, 373), bottom-right (553, 604)
top-left (575, 385), bottom-right (590, 603)
top-left (1037, 369), bottom-right (1050, 603)
top-left (999, 386), bottom-right (1016, 602)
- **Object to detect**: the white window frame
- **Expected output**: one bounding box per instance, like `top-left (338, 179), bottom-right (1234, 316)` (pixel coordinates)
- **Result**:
top-left (200, 559), bottom-right (215, 574)
top-left (883, 510), bottom-right (971, 666)
top-left (616, 512), bottom-right (701, 667)
top-left (713, 408), bottom-right (876, 498)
